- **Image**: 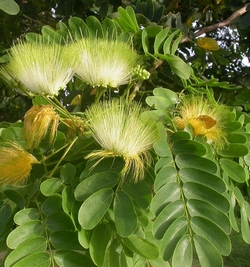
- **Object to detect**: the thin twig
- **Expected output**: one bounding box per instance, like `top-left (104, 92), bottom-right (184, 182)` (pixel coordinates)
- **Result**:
top-left (181, 3), bottom-right (249, 43)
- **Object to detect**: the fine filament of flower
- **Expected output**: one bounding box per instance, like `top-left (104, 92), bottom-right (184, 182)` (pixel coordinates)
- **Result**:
top-left (85, 100), bottom-right (158, 182)
top-left (0, 42), bottom-right (74, 96)
top-left (70, 38), bottom-right (140, 88)
top-left (173, 96), bottom-right (229, 149)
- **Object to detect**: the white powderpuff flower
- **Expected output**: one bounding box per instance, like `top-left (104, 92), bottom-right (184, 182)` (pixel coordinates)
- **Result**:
top-left (0, 42), bottom-right (74, 96)
top-left (71, 38), bottom-right (140, 88)
top-left (85, 100), bottom-right (159, 182)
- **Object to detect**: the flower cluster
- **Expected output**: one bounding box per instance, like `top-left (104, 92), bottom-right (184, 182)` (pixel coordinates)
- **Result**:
top-left (0, 42), bottom-right (74, 96)
top-left (173, 96), bottom-right (229, 149)
top-left (0, 38), bottom-right (141, 96)
top-left (85, 100), bottom-right (159, 182)
top-left (70, 38), bottom-right (140, 88)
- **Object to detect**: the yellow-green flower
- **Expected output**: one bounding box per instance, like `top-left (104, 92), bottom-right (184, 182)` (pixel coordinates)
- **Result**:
top-left (173, 96), bottom-right (229, 149)
top-left (23, 105), bottom-right (59, 150)
top-left (85, 100), bottom-right (158, 182)
top-left (0, 142), bottom-right (38, 185)
top-left (0, 42), bottom-right (74, 96)
top-left (71, 38), bottom-right (140, 88)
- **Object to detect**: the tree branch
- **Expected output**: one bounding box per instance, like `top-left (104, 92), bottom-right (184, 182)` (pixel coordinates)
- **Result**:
top-left (181, 3), bottom-right (249, 43)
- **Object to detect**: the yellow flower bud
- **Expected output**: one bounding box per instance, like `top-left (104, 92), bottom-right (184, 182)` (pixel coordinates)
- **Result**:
top-left (0, 143), bottom-right (38, 185)
top-left (23, 105), bottom-right (59, 150)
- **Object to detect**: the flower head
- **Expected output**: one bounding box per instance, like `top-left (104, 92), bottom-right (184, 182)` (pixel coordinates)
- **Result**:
top-left (85, 100), bottom-right (158, 182)
top-left (23, 105), bottom-right (59, 150)
top-left (0, 42), bottom-right (74, 96)
top-left (173, 96), bottom-right (229, 149)
top-left (71, 38), bottom-right (140, 88)
top-left (0, 142), bottom-right (38, 185)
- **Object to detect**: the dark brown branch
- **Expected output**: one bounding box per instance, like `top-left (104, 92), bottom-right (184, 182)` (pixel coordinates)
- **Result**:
top-left (181, 3), bottom-right (249, 43)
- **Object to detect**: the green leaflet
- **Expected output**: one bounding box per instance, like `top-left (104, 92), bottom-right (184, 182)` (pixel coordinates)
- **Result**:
top-left (172, 235), bottom-right (193, 267)
top-left (89, 224), bottom-right (111, 267)
top-left (11, 252), bottom-right (51, 267)
top-left (14, 208), bottom-right (40, 225)
top-left (54, 250), bottom-right (96, 267)
top-left (114, 191), bottom-right (137, 237)
top-left (122, 235), bottom-right (159, 260)
top-left (50, 231), bottom-right (82, 250)
top-left (78, 188), bottom-right (114, 229)
top-left (0, 0), bottom-right (19, 15)
top-left (4, 237), bottom-right (47, 267)
top-left (7, 220), bottom-right (44, 249)
top-left (194, 235), bottom-right (223, 267)
top-left (41, 195), bottom-right (62, 215)
top-left (220, 158), bottom-right (247, 183)
top-left (75, 171), bottom-right (119, 201)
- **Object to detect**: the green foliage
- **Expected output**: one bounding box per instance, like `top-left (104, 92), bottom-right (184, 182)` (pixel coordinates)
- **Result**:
top-left (1, 2), bottom-right (250, 267)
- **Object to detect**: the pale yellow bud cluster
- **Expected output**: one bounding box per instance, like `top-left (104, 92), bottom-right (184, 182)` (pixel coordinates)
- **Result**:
top-left (0, 143), bottom-right (39, 185)
top-left (23, 105), bottom-right (59, 150)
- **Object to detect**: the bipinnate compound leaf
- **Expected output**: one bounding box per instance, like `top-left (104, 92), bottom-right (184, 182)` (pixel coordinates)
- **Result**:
top-left (89, 224), bottom-right (111, 266)
top-left (152, 132), bottom-right (231, 267)
top-left (114, 191), bottom-right (137, 237)
top-left (78, 188), bottom-right (114, 229)
top-left (5, 237), bottom-right (47, 267)
top-left (7, 220), bottom-right (43, 249)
